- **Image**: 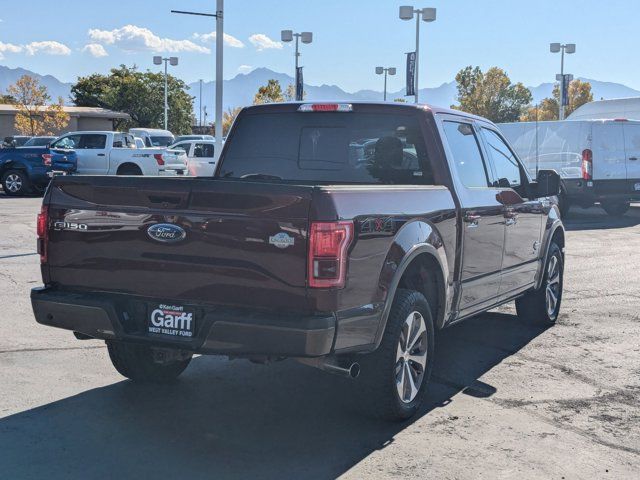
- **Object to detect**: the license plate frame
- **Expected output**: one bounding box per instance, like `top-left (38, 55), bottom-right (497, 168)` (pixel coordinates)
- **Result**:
top-left (147, 303), bottom-right (195, 339)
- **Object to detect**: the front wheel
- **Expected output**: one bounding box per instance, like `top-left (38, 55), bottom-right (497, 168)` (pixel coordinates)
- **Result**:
top-left (107, 341), bottom-right (192, 383)
top-left (358, 289), bottom-right (435, 421)
top-left (601, 201), bottom-right (630, 216)
top-left (2, 169), bottom-right (30, 196)
top-left (516, 242), bottom-right (564, 325)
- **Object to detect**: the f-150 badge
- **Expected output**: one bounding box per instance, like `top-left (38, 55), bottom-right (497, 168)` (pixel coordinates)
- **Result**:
top-left (269, 232), bottom-right (295, 249)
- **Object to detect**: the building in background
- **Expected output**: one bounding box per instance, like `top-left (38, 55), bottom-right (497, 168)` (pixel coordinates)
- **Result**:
top-left (0, 105), bottom-right (130, 138)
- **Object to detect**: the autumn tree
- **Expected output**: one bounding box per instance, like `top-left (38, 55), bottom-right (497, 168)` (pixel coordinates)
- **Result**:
top-left (253, 79), bottom-right (285, 104)
top-left (71, 65), bottom-right (193, 134)
top-left (7, 75), bottom-right (69, 136)
top-left (451, 66), bottom-right (532, 123)
top-left (520, 80), bottom-right (594, 121)
top-left (222, 106), bottom-right (242, 136)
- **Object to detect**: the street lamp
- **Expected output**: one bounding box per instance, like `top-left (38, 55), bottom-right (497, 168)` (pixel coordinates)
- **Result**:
top-left (399, 6), bottom-right (436, 104)
top-left (154, 56), bottom-right (179, 130)
top-left (550, 42), bottom-right (576, 120)
top-left (375, 67), bottom-right (396, 101)
top-left (281, 29), bottom-right (313, 101)
top-left (171, 1), bottom-right (224, 148)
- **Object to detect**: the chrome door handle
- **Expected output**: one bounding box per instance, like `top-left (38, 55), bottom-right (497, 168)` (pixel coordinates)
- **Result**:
top-left (464, 213), bottom-right (480, 228)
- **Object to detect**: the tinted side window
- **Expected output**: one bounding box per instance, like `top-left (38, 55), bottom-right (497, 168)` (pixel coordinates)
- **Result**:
top-left (482, 128), bottom-right (521, 187)
top-left (52, 134), bottom-right (82, 149)
top-left (80, 134), bottom-right (107, 149)
top-left (442, 121), bottom-right (490, 188)
top-left (194, 143), bottom-right (214, 158)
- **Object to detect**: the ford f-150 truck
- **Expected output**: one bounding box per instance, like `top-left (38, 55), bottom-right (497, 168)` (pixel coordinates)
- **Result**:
top-left (31, 102), bottom-right (565, 420)
top-left (1, 146), bottom-right (77, 196)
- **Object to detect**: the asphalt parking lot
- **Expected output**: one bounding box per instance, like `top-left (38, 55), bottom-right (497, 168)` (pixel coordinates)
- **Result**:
top-left (0, 196), bottom-right (639, 479)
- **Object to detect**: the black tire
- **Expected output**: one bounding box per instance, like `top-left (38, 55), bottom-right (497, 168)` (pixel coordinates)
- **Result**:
top-left (107, 341), bottom-right (192, 383)
top-left (516, 242), bottom-right (563, 325)
top-left (358, 289), bottom-right (435, 421)
top-left (601, 201), bottom-right (630, 217)
top-left (1, 169), bottom-right (31, 196)
top-left (116, 164), bottom-right (143, 175)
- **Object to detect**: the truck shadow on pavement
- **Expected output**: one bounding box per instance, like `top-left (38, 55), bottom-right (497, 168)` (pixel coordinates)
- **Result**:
top-left (0, 312), bottom-right (547, 480)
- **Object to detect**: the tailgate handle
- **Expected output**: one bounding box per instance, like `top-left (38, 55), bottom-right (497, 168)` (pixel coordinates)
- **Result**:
top-left (147, 195), bottom-right (184, 205)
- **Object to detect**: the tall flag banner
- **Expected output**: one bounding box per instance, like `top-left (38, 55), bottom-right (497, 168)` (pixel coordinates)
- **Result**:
top-left (406, 52), bottom-right (416, 97)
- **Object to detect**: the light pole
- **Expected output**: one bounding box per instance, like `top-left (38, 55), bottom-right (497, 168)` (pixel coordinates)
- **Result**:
top-left (375, 67), bottom-right (396, 101)
top-left (399, 6), bottom-right (436, 104)
top-left (550, 42), bottom-right (576, 120)
top-left (199, 79), bottom-right (203, 127)
top-left (171, 1), bottom-right (223, 147)
top-left (281, 29), bottom-right (312, 101)
top-left (153, 56), bottom-right (179, 130)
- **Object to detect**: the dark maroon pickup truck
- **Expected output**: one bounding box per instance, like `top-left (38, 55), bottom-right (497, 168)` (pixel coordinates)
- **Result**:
top-left (31, 102), bottom-right (565, 420)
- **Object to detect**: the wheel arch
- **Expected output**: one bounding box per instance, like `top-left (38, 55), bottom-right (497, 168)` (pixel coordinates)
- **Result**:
top-left (116, 162), bottom-right (143, 175)
top-left (372, 221), bottom-right (451, 349)
top-left (535, 220), bottom-right (565, 290)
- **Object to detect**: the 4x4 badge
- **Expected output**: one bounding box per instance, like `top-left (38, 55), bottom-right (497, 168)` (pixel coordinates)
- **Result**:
top-left (269, 232), bottom-right (295, 249)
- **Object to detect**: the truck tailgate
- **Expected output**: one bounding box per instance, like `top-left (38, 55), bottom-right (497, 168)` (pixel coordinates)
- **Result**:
top-left (45, 176), bottom-right (314, 311)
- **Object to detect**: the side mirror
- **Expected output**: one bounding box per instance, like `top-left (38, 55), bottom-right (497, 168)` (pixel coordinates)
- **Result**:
top-left (534, 169), bottom-right (561, 197)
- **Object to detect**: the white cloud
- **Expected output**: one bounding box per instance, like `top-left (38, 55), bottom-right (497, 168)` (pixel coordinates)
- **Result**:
top-left (0, 41), bottom-right (22, 59)
top-left (25, 41), bottom-right (71, 56)
top-left (82, 43), bottom-right (108, 58)
top-left (193, 32), bottom-right (244, 48)
top-left (237, 65), bottom-right (253, 74)
top-left (248, 34), bottom-right (282, 51)
top-left (88, 24), bottom-right (210, 54)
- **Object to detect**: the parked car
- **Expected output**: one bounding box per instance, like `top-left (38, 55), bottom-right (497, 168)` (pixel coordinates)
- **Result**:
top-left (172, 134), bottom-right (215, 144)
top-left (2, 136), bottom-right (31, 148)
top-left (499, 119), bottom-right (640, 216)
top-left (129, 128), bottom-right (175, 147)
top-left (0, 145), bottom-right (76, 196)
top-left (169, 139), bottom-right (220, 176)
top-left (21, 136), bottom-right (57, 147)
top-left (49, 131), bottom-right (186, 175)
top-left (31, 102), bottom-right (564, 420)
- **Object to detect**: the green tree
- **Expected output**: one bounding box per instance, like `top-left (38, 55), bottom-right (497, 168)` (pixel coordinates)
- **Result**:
top-left (520, 79), bottom-right (594, 121)
top-left (71, 65), bottom-right (193, 134)
top-left (0, 93), bottom-right (16, 104)
top-left (283, 83), bottom-right (306, 101)
top-left (451, 66), bottom-right (532, 123)
top-left (253, 79), bottom-right (285, 105)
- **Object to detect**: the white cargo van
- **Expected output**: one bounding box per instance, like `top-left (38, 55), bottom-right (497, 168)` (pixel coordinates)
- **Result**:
top-left (499, 119), bottom-right (640, 216)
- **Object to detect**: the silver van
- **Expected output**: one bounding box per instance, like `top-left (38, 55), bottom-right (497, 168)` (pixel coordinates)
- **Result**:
top-left (499, 119), bottom-right (640, 216)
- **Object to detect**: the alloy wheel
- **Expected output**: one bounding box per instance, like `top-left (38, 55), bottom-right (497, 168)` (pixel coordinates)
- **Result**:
top-left (395, 311), bottom-right (428, 404)
top-left (545, 255), bottom-right (561, 317)
top-left (4, 174), bottom-right (22, 193)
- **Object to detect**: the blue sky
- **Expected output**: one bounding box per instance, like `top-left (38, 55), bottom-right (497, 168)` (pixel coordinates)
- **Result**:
top-left (0, 0), bottom-right (638, 92)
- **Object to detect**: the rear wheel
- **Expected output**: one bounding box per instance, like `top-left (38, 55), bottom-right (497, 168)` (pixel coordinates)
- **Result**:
top-left (601, 201), bottom-right (630, 216)
top-left (516, 242), bottom-right (563, 325)
top-left (2, 169), bottom-right (30, 196)
top-left (116, 164), bottom-right (143, 176)
top-left (107, 341), bottom-right (192, 383)
top-left (359, 289), bottom-right (435, 421)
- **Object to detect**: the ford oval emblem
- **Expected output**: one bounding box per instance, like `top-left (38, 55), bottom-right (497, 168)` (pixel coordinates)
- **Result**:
top-left (147, 223), bottom-right (186, 243)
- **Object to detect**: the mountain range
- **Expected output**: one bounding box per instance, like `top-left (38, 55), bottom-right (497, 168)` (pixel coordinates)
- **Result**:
top-left (2, 64), bottom-right (640, 118)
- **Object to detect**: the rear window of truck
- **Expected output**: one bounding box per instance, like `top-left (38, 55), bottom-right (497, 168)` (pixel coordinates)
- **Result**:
top-left (219, 112), bottom-right (434, 184)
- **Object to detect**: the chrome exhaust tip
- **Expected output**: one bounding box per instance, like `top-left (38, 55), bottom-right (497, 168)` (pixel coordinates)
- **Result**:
top-left (294, 357), bottom-right (360, 379)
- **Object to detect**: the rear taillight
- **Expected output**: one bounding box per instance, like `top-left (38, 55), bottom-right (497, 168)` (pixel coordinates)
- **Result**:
top-left (581, 149), bottom-right (593, 180)
top-left (42, 153), bottom-right (52, 166)
top-left (37, 205), bottom-right (48, 263)
top-left (154, 153), bottom-right (165, 166)
top-left (308, 221), bottom-right (353, 288)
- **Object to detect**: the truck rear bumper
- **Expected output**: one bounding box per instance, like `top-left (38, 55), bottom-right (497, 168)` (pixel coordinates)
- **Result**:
top-left (31, 287), bottom-right (336, 357)
top-left (564, 178), bottom-right (640, 205)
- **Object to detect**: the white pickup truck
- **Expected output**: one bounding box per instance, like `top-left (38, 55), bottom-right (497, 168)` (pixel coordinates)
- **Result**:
top-left (50, 131), bottom-right (186, 176)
